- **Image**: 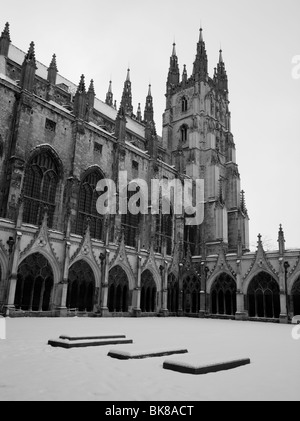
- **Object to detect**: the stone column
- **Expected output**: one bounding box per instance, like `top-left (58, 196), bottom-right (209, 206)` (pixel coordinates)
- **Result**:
top-left (5, 231), bottom-right (22, 313)
top-left (235, 260), bottom-right (248, 320)
top-left (100, 248), bottom-right (110, 317)
top-left (55, 240), bottom-right (71, 317)
top-left (161, 260), bottom-right (169, 316)
top-left (132, 254), bottom-right (142, 317)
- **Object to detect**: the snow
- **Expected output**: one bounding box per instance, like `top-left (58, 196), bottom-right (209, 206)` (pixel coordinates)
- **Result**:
top-left (0, 317), bottom-right (299, 401)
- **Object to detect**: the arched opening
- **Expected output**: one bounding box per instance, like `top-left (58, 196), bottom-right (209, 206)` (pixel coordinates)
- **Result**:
top-left (292, 277), bottom-right (300, 316)
top-left (108, 266), bottom-right (130, 313)
top-left (155, 197), bottom-right (173, 256)
top-left (141, 270), bottom-right (157, 313)
top-left (23, 149), bottom-right (61, 228)
top-left (15, 253), bottom-right (54, 311)
top-left (181, 96), bottom-right (188, 113)
top-left (168, 274), bottom-right (179, 313)
top-left (182, 274), bottom-right (200, 314)
top-left (210, 274), bottom-right (237, 316)
top-left (247, 272), bottom-right (280, 319)
top-left (67, 261), bottom-right (95, 312)
top-left (121, 188), bottom-right (141, 248)
top-left (180, 125), bottom-right (188, 143)
top-left (75, 169), bottom-right (105, 241)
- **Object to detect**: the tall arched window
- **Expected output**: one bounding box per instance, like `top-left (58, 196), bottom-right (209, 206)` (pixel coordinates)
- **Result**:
top-left (155, 198), bottom-right (173, 256)
top-left (182, 96), bottom-right (188, 113)
top-left (121, 188), bottom-right (141, 248)
top-left (292, 277), bottom-right (300, 316)
top-left (168, 273), bottom-right (179, 313)
top-left (184, 224), bottom-right (197, 256)
top-left (141, 270), bottom-right (157, 313)
top-left (180, 125), bottom-right (188, 143)
top-left (23, 150), bottom-right (61, 228)
top-left (108, 266), bottom-right (129, 313)
top-left (76, 169), bottom-right (104, 240)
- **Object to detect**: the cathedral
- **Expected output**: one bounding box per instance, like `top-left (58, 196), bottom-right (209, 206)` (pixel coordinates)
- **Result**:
top-left (0, 22), bottom-right (299, 322)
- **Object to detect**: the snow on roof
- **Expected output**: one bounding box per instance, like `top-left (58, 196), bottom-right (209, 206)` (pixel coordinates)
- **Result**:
top-left (8, 44), bottom-right (146, 139)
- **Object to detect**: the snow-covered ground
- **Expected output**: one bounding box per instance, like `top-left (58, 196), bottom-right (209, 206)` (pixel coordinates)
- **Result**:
top-left (0, 317), bottom-right (299, 401)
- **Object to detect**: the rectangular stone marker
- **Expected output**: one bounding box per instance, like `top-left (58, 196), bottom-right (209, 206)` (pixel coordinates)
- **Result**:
top-left (59, 335), bottom-right (126, 341)
top-left (108, 348), bottom-right (188, 360)
top-left (48, 338), bottom-right (133, 349)
top-left (163, 358), bottom-right (251, 375)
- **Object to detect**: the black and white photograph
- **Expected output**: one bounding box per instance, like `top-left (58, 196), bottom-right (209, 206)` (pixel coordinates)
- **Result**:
top-left (0, 0), bottom-right (299, 404)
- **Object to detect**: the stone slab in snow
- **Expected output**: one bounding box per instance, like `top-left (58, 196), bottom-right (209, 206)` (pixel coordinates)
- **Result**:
top-left (48, 338), bottom-right (133, 349)
top-left (163, 357), bottom-right (251, 375)
top-left (108, 348), bottom-right (188, 360)
top-left (59, 335), bottom-right (126, 341)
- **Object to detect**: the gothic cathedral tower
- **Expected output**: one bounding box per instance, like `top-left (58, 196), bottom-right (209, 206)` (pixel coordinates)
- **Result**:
top-left (162, 29), bottom-right (250, 256)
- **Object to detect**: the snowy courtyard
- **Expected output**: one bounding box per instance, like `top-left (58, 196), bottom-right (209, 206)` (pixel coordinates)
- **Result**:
top-left (0, 317), bottom-right (299, 401)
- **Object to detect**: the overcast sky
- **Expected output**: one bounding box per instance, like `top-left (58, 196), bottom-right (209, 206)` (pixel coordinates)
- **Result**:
top-left (2, 0), bottom-right (300, 251)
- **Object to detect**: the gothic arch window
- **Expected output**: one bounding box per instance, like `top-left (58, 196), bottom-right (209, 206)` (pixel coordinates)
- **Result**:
top-left (180, 125), bottom-right (188, 144)
top-left (247, 272), bottom-right (280, 319)
top-left (155, 197), bottom-right (173, 256)
top-left (182, 274), bottom-right (200, 314)
top-left (184, 224), bottom-right (197, 256)
top-left (121, 188), bottom-right (141, 248)
top-left (181, 96), bottom-right (188, 113)
top-left (211, 274), bottom-right (237, 316)
top-left (67, 261), bottom-right (95, 312)
top-left (108, 266), bottom-right (129, 313)
top-left (14, 253), bottom-right (54, 311)
top-left (168, 273), bottom-right (179, 313)
top-left (23, 149), bottom-right (61, 228)
top-left (292, 277), bottom-right (300, 316)
top-left (76, 169), bottom-right (105, 240)
top-left (141, 270), bottom-right (157, 313)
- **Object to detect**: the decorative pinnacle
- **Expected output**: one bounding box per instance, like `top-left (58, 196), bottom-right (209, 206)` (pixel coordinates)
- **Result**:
top-left (88, 79), bottom-right (95, 95)
top-left (77, 74), bottom-right (86, 94)
top-left (199, 27), bottom-right (203, 42)
top-left (26, 41), bottom-right (36, 62)
top-left (258, 234), bottom-right (262, 244)
top-left (108, 80), bottom-right (112, 93)
top-left (148, 84), bottom-right (152, 96)
top-left (126, 68), bottom-right (130, 82)
top-left (219, 49), bottom-right (224, 63)
top-left (172, 42), bottom-right (177, 56)
top-left (48, 54), bottom-right (58, 71)
top-left (1, 22), bottom-right (11, 41)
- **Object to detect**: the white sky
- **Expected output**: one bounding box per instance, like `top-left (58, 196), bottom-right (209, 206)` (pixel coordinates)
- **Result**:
top-left (2, 0), bottom-right (300, 251)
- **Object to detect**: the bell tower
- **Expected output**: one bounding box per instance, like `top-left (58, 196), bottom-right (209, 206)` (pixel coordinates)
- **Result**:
top-left (162, 29), bottom-right (249, 256)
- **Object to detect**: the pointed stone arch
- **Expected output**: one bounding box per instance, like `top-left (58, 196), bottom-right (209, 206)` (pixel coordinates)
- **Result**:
top-left (15, 253), bottom-right (55, 311)
top-left (182, 272), bottom-right (201, 314)
top-left (67, 260), bottom-right (96, 312)
top-left (167, 273), bottom-right (179, 313)
top-left (108, 265), bottom-right (130, 313)
top-left (141, 247), bottom-right (161, 291)
top-left (210, 273), bottom-right (237, 316)
top-left (291, 275), bottom-right (300, 316)
top-left (246, 271), bottom-right (280, 319)
top-left (141, 269), bottom-right (157, 313)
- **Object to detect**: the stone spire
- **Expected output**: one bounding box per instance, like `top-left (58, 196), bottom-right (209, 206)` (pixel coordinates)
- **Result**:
top-left (86, 79), bottom-right (95, 120)
top-left (216, 49), bottom-right (228, 93)
top-left (144, 84), bottom-right (154, 123)
top-left (0, 22), bottom-right (11, 56)
top-left (105, 80), bottom-right (113, 106)
top-left (47, 54), bottom-right (58, 85)
top-left (167, 42), bottom-right (180, 87)
top-left (73, 74), bottom-right (87, 119)
top-left (20, 41), bottom-right (37, 92)
top-left (278, 224), bottom-right (285, 256)
top-left (120, 69), bottom-right (133, 116)
top-left (193, 28), bottom-right (208, 81)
